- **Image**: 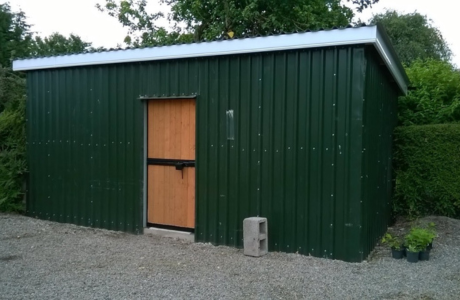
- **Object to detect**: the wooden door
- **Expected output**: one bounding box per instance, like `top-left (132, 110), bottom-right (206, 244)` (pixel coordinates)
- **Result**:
top-left (147, 99), bottom-right (196, 228)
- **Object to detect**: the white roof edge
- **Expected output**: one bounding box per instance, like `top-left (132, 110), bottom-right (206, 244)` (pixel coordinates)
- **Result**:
top-left (12, 25), bottom-right (407, 93)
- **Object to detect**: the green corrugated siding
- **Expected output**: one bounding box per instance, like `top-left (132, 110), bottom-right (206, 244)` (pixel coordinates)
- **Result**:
top-left (195, 47), bottom-right (367, 262)
top-left (26, 65), bottom-right (145, 233)
top-left (25, 45), bottom-right (399, 261)
top-left (361, 48), bottom-right (399, 258)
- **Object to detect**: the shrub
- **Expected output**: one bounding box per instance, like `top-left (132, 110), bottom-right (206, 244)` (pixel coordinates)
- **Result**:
top-left (393, 124), bottom-right (460, 218)
top-left (0, 68), bottom-right (27, 212)
top-left (399, 59), bottom-right (460, 126)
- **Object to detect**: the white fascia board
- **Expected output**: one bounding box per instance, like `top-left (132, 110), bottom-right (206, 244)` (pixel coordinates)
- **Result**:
top-left (12, 25), bottom-right (407, 94)
top-left (374, 30), bottom-right (408, 94)
top-left (13, 26), bottom-right (377, 71)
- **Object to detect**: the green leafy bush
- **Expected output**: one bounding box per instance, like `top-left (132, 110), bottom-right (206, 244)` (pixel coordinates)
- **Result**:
top-left (393, 124), bottom-right (460, 218)
top-left (405, 227), bottom-right (435, 251)
top-left (398, 59), bottom-right (460, 126)
top-left (0, 68), bottom-right (26, 212)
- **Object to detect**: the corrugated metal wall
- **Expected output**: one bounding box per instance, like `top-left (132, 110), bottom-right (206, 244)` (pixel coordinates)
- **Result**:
top-left (361, 48), bottom-right (399, 258)
top-left (26, 45), bottom-right (399, 261)
top-left (26, 65), bottom-right (145, 233)
top-left (195, 46), bottom-right (367, 262)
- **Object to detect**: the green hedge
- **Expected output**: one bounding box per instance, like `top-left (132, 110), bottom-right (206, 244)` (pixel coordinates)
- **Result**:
top-left (393, 124), bottom-right (460, 218)
top-left (0, 68), bottom-right (27, 212)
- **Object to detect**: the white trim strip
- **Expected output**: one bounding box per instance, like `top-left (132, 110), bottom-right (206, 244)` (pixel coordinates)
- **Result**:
top-left (12, 25), bottom-right (407, 93)
top-left (13, 26), bottom-right (377, 71)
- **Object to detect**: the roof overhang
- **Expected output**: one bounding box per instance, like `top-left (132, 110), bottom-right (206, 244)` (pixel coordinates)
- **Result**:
top-left (12, 25), bottom-right (408, 94)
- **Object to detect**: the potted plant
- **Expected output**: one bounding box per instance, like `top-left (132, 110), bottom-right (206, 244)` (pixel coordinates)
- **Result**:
top-left (406, 244), bottom-right (421, 263)
top-left (405, 226), bottom-right (433, 262)
top-left (426, 222), bottom-right (437, 250)
top-left (381, 233), bottom-right (404, 259)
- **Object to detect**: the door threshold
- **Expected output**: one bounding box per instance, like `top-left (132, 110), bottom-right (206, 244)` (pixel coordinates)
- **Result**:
top-left (144, 226), bottom-right (194, 242)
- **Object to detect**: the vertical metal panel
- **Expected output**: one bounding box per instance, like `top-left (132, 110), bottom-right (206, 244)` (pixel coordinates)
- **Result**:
top-left (193, 46), bottom-right (368, 262)
top-left (361, 48), bottom-right (399, 259)
top-left (27, 64), bottom-right (145, 233)
top-left (26, 45), bottom-right (399, 261)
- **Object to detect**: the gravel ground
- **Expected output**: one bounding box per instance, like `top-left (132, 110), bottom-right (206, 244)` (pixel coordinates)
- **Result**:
top-left (1, 214), bottom-right (459, 300)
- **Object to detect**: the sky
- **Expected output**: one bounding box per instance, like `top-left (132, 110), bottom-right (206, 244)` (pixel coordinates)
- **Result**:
top-left (2, 0), bottom-right (459, 66)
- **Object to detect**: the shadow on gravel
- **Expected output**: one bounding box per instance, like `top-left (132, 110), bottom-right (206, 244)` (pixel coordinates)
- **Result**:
top-left (0, 255), bottom-right (21, 262)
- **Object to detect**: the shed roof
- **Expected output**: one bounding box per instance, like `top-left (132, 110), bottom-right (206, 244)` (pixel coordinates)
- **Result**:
top-left (12, 24), bottom-right (408, 94)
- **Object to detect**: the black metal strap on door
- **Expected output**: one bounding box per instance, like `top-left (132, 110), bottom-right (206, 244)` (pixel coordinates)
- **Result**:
top-left (147, 158), bottom-right (195, 169)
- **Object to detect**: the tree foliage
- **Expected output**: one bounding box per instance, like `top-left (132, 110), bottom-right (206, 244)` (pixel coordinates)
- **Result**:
top-left (97, 0), bottom-right (366, 46)
top-left (369, 10), bottom-right (451, 65)
top-left (29, 33), bottom-right (93, 56)
top-left (0, 68), bottom-right (26, 212)
top-left (0, 3), bottom-right (32, 68)
top-left (399, 59), bottom-right (460, 126)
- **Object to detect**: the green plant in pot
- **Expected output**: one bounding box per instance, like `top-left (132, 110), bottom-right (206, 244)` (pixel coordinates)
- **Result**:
top-left (381, 233), bottom-right (404, 259)
top-left (405, 227), bottom-right (433, 262)
top-left (426, 222), bottom-right (437, 250)
top-left (406, 243), bottom-right (422, 263)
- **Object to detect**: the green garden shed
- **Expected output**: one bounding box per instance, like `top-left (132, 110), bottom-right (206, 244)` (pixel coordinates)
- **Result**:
top-left (13, 24), bottom-right (408, 262)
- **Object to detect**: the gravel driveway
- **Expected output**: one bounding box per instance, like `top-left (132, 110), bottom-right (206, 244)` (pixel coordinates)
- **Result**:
top-left (1, 213), bottom-right (459, 300)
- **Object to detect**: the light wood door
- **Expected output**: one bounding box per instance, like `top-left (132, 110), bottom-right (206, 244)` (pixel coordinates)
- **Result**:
top-left (147, 99), bottom-right (196, 228)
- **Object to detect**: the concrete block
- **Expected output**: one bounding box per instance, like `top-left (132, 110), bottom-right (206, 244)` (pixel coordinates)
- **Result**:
top-left (243, 217), bottom-right (268, 257)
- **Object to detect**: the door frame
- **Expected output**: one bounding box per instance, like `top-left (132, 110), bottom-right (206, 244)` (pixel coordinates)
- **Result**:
top-left (141, 95), bottom-right (198, 232)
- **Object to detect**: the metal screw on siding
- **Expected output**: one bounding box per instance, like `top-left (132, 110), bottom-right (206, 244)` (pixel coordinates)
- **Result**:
top-left (242, 148), bottom-right (244, 151)
top-left (221, 145), bottom-right (223, 147)
top-left (313, 147), bottom-right (315, 150)
top-left (332, 164), bottom-right (334, 166)
top-left (332, 134), bottom-right (335, 136)
top-left (326, 148), bottom-right (328, 151)
top-left (211, 145), bottom-right (213, 147)
top-left (301, 147), bottom-right (303, 149)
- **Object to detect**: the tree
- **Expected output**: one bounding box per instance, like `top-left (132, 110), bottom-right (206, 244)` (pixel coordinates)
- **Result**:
top-left (0, 3), bottom-right (32, 68)
top-left (29, 33), bottom-right (93, 57)
top-left (398, 59), bottom-right (460, 126)
top-left (0, 68), bottom-right (26, 212)
top-left (369, 10), bottom-right (451, 65)
top-left (97, 0), bottom-right (359, 46)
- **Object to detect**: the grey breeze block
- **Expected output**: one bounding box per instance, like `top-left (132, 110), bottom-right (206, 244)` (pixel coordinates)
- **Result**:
top-left (243, 217), bottom-right (268, 257)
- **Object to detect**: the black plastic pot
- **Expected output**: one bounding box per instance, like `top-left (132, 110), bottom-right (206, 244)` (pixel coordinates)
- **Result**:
top-left (427, 241), bottom-right (433, 251)
top-left (419, 249), bottom-right (430, 261)
top-left (406, 251), bottom-right (419, 263)
top-left (391, 248), bottom-right (404, 259)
